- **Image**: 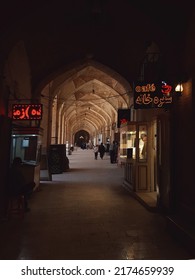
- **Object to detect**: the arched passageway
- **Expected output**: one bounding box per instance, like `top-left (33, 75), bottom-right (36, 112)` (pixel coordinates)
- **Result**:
top-left (0, 0), bottom-right (194, 257)
top-left (40, 60), bottom-right (132, 151)
top-left (74, 130), bottom-right (90, 148)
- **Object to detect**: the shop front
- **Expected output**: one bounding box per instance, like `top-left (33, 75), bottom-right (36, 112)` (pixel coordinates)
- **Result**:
top-left (10, 126), bottom-right (42, 190)
top-left (119, 81), bottom-right (173, 210)
top-left (10, 103), bottom-right (43, 190)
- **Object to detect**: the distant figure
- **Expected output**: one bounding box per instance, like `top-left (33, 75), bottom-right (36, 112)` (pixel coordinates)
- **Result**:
top-left (81, 142), bottom-right (86, 149)
top-left (109, 141), bottom-right (114, 163)
top-left (98, 143), bottom-right (106, 159)
top-left (109, 141), bottom-right (118, 163)
top-left (8, 157), bottom-right (35, 212)
top-left (93, 145), bottom-right (99, 160)
top-left (114, 141), bottom-right (119, 163)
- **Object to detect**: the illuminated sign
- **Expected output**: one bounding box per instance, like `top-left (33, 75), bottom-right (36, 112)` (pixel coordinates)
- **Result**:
top-left (117, 109), bottom-right (131, 128)
top-left (12, 104), bottom-right (42, 120)
top-left (134, 81), bottom-right (173, 109)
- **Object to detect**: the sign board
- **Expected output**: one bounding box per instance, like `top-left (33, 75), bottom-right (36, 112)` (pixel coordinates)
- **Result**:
top-left (117, 109), bottom-right (131, 128)
top-left (134, 81), bottom-right (173, 109)
top-left (12, 104), bottom-right (42, 120)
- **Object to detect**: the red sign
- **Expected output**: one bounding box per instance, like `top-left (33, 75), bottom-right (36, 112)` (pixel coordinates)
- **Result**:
top-left (12, 104), bottom-right (42, 120)
top-left (120, 118), bottom-right (128, 125)
top-left (134, 81), bottom-right (173, 109)
top-left (117, 109), bottom-right (131, 128)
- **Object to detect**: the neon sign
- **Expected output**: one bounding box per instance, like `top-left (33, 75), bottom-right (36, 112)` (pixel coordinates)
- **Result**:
top-left (134, 82), bottom-right (173, 109)
top-left (161, 81), bottom-right (172, 96)
top-left (12, 104), bottom-right (42, 120)
top-left (120, 118), bottom-right (128, 125)
top-left (135, 83), bottom-right (156, 93)
top-left (117, 109), bottom-right (131, 128)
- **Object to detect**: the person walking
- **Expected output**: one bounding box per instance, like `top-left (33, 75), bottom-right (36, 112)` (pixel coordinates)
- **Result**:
top-left (113, 141), bottom-right (119, 163)
top-left (109, 141), bottom-right (115, 163)
top-left (98, 143), bottom-right (106, 159)
top-left (109, 140), bottom-right (118, 163)
top-left (93, 145), bottom-right (99, 160)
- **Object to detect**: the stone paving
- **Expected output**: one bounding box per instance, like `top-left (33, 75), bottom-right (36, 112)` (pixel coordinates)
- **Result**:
top-left (0, 148), bottom-right (193, 260)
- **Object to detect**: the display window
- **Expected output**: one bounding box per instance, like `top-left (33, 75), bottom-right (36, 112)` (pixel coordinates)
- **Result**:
top-left (120, 124), bottom-right (136, 159)
top-left (11, 134), bottom-right (42, 165)
top-left (120, 122), bottom-right (148, 161)
top-left (138, 125), bottom-right (147, 161)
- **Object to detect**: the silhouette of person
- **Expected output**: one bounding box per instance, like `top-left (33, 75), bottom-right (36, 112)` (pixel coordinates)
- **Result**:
top-left (109, 141), bottom-right (116, 163)
top-left (8, 157), bottom-right (35, 211)
top-left (98, 143), bottom-right (106, 159)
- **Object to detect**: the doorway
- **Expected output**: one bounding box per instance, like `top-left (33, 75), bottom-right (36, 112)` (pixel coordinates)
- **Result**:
top-left (120, 120), bottom-right (161, 207)
top-left (74, 130), bottom-right (90, 148)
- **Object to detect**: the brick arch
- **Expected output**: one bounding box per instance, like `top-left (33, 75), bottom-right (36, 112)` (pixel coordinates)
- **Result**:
top-left (74, 130), bottom-right (90, 148)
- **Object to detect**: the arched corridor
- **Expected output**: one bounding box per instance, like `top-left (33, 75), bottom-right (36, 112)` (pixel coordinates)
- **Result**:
top-left (40, 60), bottom-right (131, 149)
top-left (0, 149), bottom-right (192, 260)
top-left (0, 0), bottom-right (195, 262)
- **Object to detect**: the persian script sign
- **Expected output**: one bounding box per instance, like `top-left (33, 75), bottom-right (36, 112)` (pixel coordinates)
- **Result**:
top-left (134, 82), bottom-right (173, 109)
top-left (12, 104), bottom-right (43, 120)
top-left (117, 109), bottom-right (131, 128)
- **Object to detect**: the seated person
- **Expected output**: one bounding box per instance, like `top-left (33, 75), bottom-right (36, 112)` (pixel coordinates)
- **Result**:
top-left (8, 157), bottom-right (35, 212)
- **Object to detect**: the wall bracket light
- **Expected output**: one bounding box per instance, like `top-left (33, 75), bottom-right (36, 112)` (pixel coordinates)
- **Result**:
top-left (175, 83), bottom-right (183, 97)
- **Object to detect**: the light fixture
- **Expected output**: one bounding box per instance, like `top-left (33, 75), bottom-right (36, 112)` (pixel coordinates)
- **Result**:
top-left (175, 83), bottom-right (183, 96)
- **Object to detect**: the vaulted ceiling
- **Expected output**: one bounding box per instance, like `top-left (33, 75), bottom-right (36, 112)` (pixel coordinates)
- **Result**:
top-left (41, 60), bottom-right (131, 134)
top-left (1, 0), bottom-right (194, 136)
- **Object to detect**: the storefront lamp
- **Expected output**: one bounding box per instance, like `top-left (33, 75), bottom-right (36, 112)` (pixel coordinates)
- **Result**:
top-left (175, 83), bottom-right (183, 96)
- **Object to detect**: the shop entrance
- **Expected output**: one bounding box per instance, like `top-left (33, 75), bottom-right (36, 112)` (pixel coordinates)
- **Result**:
top-left (120, 120), bottom-right (160, 204)
top-left (10, 127), bottom-right (42, 190)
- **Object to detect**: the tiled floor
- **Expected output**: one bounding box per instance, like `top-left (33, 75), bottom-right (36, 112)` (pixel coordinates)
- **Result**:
top-left (0, 148), bottom-right (193, 260)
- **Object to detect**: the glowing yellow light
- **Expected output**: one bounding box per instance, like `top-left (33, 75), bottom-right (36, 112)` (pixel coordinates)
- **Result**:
top-left (175, 84), bottom-right (183, 92)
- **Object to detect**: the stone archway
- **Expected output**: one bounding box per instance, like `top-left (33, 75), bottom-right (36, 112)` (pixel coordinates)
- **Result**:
top-left (74, 130), bottom-right (90, 148)
top-left (40, 59), bottom-right (132, 149)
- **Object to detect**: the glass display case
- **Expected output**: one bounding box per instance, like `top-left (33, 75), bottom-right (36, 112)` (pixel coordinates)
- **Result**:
top-left (120, 122), bottom-right (147, 161)
top-left (120, 122), bottom-right (148, 192)
top-left (120, 123), bottom-right (136, 159)
top-left (10, 127), bottom-right (43, 190)
top-left (11, 134), bottom-right (41, 165)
